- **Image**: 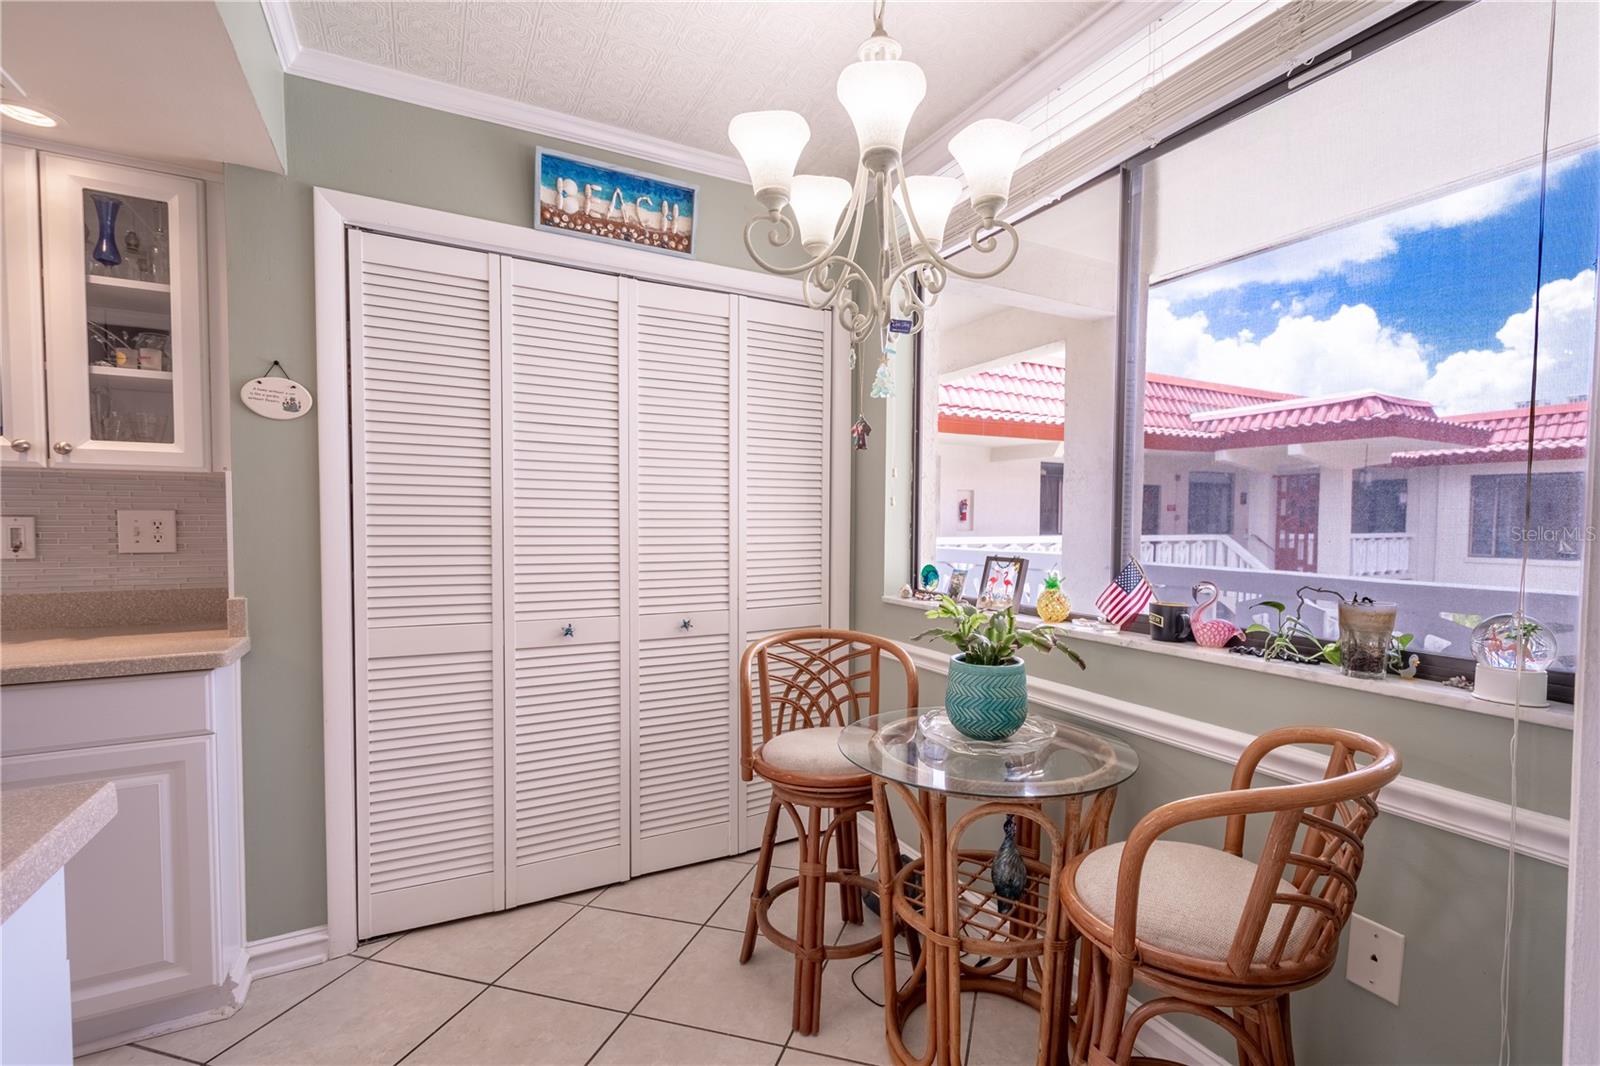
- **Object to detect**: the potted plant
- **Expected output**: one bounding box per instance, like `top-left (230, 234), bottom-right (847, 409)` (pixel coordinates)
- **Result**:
top-left (916, 596), bottom-right (1085, 741)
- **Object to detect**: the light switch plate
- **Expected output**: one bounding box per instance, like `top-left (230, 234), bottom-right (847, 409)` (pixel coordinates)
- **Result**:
top-left (4, 516), bottom-right (37, 559)
top-left (1346, 913), bottom-right (1404, 1005)
top-left (117, 510), bottom-right (177, 554)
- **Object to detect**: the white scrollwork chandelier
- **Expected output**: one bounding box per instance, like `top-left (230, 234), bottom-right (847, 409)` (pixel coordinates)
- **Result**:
top-left (728, 0), bottom-right (1031, 352)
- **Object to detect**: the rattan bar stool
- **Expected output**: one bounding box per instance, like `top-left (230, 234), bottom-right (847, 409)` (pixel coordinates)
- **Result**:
top-left (738, 629), bottom-right (918, 1035)
top-left (1061, 727), bottom-right (1401, 1066)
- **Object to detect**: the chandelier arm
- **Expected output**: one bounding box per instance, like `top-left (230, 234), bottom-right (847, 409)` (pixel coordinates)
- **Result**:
top-left (884, 156), bottom-right (1021, 284)
top-left (739, 167), bottom-right (873, 278)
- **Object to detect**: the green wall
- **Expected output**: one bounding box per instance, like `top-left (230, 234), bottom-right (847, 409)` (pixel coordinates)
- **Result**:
top-left (225, 76), bottom-right (777, 940)
top-left (849, 338), bottom-right (1573, 1062)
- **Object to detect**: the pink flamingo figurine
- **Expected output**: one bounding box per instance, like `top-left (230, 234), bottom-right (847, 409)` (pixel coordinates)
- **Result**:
top-left (1190, 581), bottom-right (1243, 648)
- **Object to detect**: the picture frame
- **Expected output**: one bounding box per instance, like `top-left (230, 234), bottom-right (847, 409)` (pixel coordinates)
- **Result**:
top-left (535, 149), bottom-right (697, 258)
top-left (978, 555), bottom-right (1028, 609)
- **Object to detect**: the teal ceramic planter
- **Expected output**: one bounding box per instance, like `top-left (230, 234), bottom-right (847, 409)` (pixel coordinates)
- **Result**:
top-left (945, 655), bottom-right (1029, 740)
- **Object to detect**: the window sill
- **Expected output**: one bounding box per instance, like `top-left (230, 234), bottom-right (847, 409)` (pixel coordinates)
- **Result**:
top-left (879, 595), bottom-right (1574, 730)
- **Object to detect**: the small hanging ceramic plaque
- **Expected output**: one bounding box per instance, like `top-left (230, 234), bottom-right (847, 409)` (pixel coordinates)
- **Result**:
top-left (241, 364), bottom-right (313, 420)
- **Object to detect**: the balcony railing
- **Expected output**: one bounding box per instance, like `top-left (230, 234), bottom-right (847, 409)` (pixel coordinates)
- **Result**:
top-left (1140, 534), bottom-right (1268, 571)
top-left (1350, 533), bottom-right (1412, 578)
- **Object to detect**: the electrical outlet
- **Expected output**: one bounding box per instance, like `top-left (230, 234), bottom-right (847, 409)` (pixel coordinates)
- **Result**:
top-left (117, 510), bottom-right (177, 554)
top-left (1346, 914), bottom-right (1404, 1005)
top-left (4, 516), bottom-right (37, 560)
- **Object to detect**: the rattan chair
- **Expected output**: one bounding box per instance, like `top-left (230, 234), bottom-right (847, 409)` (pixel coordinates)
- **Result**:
top-left (1061, 726), bottom-right (1401, 1066)
top-left (738, 628), bottom-right (918, 1035)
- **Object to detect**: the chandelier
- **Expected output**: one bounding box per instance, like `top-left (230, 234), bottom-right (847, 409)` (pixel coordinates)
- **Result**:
top-left (727, 1), bottom-right (1030, 352)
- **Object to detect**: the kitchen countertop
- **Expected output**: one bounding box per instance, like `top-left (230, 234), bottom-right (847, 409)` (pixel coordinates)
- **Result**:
top-left (0, 624), bottom-right (250, 685)
top-left (1, 781), bottom-right (118, 922)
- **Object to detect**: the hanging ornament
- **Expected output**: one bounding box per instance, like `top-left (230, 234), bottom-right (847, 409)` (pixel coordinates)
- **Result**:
top-left (850, 414), bottom-right (872, 451)
top-left (848, 343), bottom-right (858, 370)
top-left (869, 354), bottom-right (894, 399)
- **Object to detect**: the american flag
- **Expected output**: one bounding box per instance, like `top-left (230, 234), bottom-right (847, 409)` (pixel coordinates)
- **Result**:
top-left (1095, 559), bottom-right (1154, 629)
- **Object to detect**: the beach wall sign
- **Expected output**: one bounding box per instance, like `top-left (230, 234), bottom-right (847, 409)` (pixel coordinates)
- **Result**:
top-left (535, 149), bottom-right (697, 258)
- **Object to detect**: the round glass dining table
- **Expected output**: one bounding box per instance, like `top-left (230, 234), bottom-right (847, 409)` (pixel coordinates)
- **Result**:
top-left (837, 708), bottom-right (1138, 1066)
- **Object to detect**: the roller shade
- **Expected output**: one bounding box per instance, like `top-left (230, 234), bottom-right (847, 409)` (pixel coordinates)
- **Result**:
top-left (1147, 0), bottom-right (1599, 284)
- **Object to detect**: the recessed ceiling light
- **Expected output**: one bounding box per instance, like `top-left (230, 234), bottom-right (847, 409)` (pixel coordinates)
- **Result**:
top-left (0, 102), bottom-right (60, 127)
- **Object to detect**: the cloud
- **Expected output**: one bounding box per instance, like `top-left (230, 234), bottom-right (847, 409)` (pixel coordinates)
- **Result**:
top-left (1147, 268), bottom-right (1598, 416)
top-left (1422, 268), bottom-right (1597, 413)
top-left (1157, 161), bottom-right (1578, 303)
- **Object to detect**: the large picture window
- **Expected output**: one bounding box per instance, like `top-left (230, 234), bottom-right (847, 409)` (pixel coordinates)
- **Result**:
top-left (1123, 0), bottom-right (1596, 670)
top-left (909, 1), bottom-right (1597, 687)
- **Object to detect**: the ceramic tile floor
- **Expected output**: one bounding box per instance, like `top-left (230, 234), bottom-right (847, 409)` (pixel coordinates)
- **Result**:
top-left (78, 848), bottom-right (1033, 1066)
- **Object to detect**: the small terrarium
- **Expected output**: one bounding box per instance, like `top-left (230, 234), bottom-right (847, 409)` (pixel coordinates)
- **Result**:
top-left (1337, 598), bottom-right (1398, 680)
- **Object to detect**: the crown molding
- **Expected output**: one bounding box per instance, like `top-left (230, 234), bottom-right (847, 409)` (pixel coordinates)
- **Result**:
top-left (260, 1), bottom-right (302, 70)
top-left (259, 3), bottom-right (747, 184)
top-left (902, 0), bottom-right (1182, 175)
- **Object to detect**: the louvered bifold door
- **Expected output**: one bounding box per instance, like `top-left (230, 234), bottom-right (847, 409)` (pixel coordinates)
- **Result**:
top-left (736, 297), bottom-right (835, 851)
top-left (350, 231), bottom-right (505, 937)
top-left (503, 259), bottom-right (630, 903)
top-left (631, 281), bottom-right (737, 875)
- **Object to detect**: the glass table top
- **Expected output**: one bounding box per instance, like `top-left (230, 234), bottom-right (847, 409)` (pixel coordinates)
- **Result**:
top-left (838, 708), bottom-right (1139, 799)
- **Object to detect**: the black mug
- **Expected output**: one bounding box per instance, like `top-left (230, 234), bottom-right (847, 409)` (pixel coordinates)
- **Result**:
top-left (1148, 601), bottom-right (1192, 642)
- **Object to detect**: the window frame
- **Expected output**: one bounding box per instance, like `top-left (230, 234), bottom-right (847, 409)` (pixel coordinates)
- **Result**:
top-left (905, 0), bottom-right (1587, 703)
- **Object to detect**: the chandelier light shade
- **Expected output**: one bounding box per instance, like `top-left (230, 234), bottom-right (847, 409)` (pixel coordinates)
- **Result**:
top-left (835, 59), bottom-right (927, 167)
top-left (892, 175), bottom-right (964, 251)
top-left (790, 175), bottom-right (855, 254)
top-left (727, 110), bottom-right (812, 210)
top-left (948, 118), bottom-right (1032, 222)
top-left (732, 0), bottom-right (1027, 349)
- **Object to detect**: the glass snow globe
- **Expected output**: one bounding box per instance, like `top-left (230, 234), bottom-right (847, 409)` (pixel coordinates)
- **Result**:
top-left (1470, 613), bottom-right (1555, 707)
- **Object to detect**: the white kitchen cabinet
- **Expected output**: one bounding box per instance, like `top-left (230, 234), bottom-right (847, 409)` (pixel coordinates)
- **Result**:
top-left (0, 666), bottom-right (244, 1051)
top-left (1, 144), bottom-right (47, 466)
top-left (0, 149), bottom-right (211, 471)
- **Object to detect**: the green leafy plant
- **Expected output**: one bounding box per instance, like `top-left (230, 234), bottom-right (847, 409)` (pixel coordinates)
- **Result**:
top-left (915, 596), bottom-right (1086, 670)
top-left (1243, 586), bottom-right (1416, 674)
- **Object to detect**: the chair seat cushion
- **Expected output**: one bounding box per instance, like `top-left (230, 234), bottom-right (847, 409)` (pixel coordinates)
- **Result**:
top-left (1073, 840), bottom-right (1317, 965)
top-left (758, 726), bottom-right (858, 777)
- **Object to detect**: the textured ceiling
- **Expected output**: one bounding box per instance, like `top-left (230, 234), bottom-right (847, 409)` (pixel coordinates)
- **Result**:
top-left (286, 1), bottom-right (1107, 176)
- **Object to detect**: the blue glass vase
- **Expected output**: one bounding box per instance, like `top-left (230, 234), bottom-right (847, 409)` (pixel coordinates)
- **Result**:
top-left (91, 195), bottom-right (123, 267)
top-left (992, 815), bottom-right (1028, 915)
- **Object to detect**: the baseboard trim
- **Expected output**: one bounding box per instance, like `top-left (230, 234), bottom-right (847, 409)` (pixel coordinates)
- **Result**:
top-left (900, 644), bottom-right (1570, 866)
top-left (244, 925), bottom-right (332, 980)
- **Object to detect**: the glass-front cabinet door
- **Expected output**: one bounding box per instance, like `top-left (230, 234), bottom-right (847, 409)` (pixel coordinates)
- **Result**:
top-left (1, 144), bottom-right (47, 467)
top-left (40, 154), bottom-right (207, 469)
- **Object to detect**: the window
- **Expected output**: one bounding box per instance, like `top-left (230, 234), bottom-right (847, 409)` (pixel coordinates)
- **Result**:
top-left (1186, 472), bottom-right (1234, 535)
top-left (1040, 463), bottom-right (1064, 536)
top-left (913, 175), bottom-right (1123, 609)
top-left (1141, 484), bottom-right (1162, 535)
top-left (1352, 475), bottom-right (1408, 535)
top-left (1470, 473), bottom-right (1586, 560)
top-left (1120, 0), bottom-right (1597, 669)
top-left (908, 2), bottom-right (1597, 686)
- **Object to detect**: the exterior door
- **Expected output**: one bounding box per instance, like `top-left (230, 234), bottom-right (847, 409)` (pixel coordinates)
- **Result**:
top-left (1274, 472), bottom-right (1320, 571)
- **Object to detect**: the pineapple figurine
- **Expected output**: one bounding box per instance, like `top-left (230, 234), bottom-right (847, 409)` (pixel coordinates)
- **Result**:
top-left (1036, 571), bottom-right (1071, 623)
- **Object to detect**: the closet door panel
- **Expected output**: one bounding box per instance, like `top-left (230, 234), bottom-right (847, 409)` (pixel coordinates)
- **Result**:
top-left (736, 297), bottom-right (834, 852)
top-left (351, 231), bottom-right (504, 937)
top-left (504, 259), bottom-right (629, 902)
top-left (632, 281), bottom-right (736, 874)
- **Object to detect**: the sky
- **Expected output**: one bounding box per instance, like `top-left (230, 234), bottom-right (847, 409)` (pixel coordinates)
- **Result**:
top-left (1146, 148), bottom-right (1600, 416)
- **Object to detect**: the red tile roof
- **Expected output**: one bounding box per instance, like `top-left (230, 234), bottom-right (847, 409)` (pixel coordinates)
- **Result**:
top-left (1390, 402), bottom-right (1590, 466)
top-left (936, 362), bottom-right (1588, 461)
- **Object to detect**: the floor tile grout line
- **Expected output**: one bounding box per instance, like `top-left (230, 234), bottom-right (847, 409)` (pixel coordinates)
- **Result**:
top-left (184, 955), bottom-right (371, 1064)
top-left (123, 1044), bottom-right (206, 1065)
top-left (583, 859), bottom-right (765, 1066)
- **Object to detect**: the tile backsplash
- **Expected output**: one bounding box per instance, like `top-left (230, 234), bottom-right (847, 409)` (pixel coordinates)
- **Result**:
top-left (1, 470), bottom-right (228, 594)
